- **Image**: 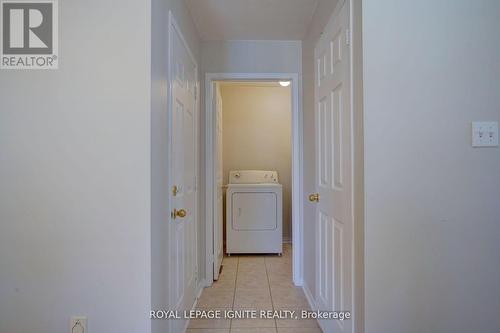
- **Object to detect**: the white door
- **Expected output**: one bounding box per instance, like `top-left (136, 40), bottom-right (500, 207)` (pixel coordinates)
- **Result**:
top-left (169, 13), bottom-right (198, 333)
top-left (214, 83), bottom-right (224, 280)
top-left (313, 1), bottom-right (353, 332)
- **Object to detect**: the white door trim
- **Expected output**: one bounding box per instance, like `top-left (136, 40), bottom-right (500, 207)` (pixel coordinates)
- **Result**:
top-left (204, 72), bottom-right (303, 286)
top-left (167, 10), bottom-right (200, 333)
top-left (350, 0), bottom-right (365, 332)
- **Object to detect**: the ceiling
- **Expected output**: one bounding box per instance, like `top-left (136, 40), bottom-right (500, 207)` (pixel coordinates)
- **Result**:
top-left (185, 0), bottom-right (318, 41)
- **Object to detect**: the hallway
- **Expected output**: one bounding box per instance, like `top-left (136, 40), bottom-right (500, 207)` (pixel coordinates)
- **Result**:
top-left (188, 245), bottom-right (321, 332)
top-left (2, 1), bottom-right (500, 333)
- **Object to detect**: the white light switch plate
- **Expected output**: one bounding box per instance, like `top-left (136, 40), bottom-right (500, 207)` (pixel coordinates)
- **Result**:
top-left (70, 316), bottom-right (87, 333)
top-left (472, 122), bottom-right (498, 147)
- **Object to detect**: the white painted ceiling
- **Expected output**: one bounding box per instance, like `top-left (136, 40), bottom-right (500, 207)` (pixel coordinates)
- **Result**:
top-left (185, 0), bottom-right (318, 41)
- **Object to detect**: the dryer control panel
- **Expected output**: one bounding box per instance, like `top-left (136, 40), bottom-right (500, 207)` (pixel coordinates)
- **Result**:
top-left (229, 170), bottom-right (279, 184)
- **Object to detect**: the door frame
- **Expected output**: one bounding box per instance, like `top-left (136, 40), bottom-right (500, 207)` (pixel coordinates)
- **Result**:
top-left (167, 11), bottom-right (200, 332)
top-left (204, 72), bottom-right (303, 286)
top-left (350, 0), bottom-right (365, 332)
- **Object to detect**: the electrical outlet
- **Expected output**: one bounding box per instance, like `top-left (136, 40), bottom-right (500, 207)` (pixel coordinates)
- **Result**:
top-left (472, 122), bottom-right (498, 147)
top-left (70, 316), bottom-right (87, 333)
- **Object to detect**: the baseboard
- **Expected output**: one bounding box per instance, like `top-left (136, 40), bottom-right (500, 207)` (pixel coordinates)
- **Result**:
top-left (302, 283), bottom-right (324, 332)
top-left (183, 280), bottom-right (206, 333)
top-left (293, 277), bottom-right (304, 287)
top-left (196, 280), bottom-right (205, 299)
top-left (302, 282), bottom-right (317, 312)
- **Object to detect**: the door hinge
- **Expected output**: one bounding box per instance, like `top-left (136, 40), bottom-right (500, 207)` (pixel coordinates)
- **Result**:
top-left (345, 28), bottom-right (351, 46)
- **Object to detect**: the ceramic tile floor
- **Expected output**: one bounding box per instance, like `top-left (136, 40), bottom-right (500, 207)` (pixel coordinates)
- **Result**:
top-left (187, 244), bottom-right (323, 333)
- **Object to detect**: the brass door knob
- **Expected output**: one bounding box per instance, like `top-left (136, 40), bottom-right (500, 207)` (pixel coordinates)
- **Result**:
top-left (309, 193), bottom-right (320, 202)
top-left (172, 208), bottom-right (187, 219)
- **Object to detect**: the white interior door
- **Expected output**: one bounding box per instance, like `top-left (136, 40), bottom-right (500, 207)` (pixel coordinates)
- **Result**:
top-left (214, 83), bottom-right (224, 280)
top-left (169, 13), bottom-right (198, 333)
top-left (314, 1), bottom-right (353, 332)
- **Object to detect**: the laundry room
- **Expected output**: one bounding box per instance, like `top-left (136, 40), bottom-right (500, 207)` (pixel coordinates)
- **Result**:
top-left (215, 81), bottom-right (292, 255)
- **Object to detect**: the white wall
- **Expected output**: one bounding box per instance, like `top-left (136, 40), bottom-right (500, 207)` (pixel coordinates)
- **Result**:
top-left (220, 84), bottom-right (292, 240)
top-left (202, 40), bottom-right (302, 74)
top-left (200, 40), bottom-right (302, 281)
top-left (301, 0), bottom-right (339, 299)
top-left (363, 1), bottom-right (500, 332)
top-left (0, 1), bottom-right (151, 332)
top-left (150, 1), bottom-right (200, 333)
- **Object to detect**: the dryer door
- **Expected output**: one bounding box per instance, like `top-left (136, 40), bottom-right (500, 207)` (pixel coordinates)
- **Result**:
top-left (231, 192), bottom-right (277, 230)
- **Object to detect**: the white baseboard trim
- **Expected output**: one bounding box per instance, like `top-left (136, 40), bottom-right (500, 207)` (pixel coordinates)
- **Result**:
top-left (183, 280), bottom-right (206, 333)
top-left (197, 280), bottom-right (205, 297)
top-left (302, 283), bottom-right (324, 332)
top-left (293, 277), bottom-right (304, 287)
top-left (303, 283), bottom-right (330, 333)
top-left (302, 282), bottom-right (317, 312)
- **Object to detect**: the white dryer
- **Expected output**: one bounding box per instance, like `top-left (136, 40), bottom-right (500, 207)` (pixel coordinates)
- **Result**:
top-left (226, 170), bottom-right (283, 255)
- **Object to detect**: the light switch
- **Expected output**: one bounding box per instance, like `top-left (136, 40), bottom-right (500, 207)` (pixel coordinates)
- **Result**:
top-left (472, 122), bottom-right (498, 147)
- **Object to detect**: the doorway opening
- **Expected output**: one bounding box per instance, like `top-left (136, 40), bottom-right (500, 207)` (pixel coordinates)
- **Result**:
top-left (205, 73), bottom-right (303, 288)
